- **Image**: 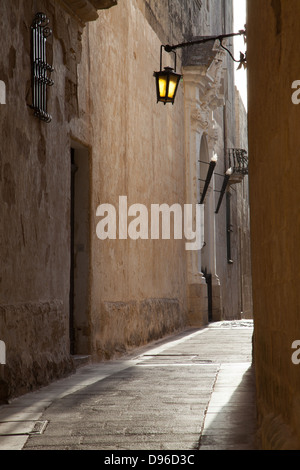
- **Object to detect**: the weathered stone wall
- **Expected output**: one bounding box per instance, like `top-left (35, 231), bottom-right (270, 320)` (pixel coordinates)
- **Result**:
top-left (211, 0), bottom-right (244, 320)
top-left (86, 0), bottom-right (195, 358)
top-left (85, 0), bottom-right (243, 353)
top-left (138, 0), bottom-right (210, 46)
top-left (248, 0), bottom-right (300, 449)
top-left (235, 88), bottom-right (252, 319)
top-left (0, 0), bottom-right (89, 399)
top-left (0, 301), bottom-right (72, 399)
top-left (94, 299), bottom-right (184, 360)
top-left (0, 0), bottom-right (214, 398)
top-left (0, 0), bottom-right (248, 400)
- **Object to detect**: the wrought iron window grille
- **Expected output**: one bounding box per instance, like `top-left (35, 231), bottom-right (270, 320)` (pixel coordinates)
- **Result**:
top-left (30, 12), bottom-right (54, 123)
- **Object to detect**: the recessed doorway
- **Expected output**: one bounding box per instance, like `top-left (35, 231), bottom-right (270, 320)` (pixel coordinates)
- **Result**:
top-left (70, 143), bottom-right (90, 355)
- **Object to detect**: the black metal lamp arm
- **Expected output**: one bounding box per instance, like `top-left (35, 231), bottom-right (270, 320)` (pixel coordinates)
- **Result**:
top-left (163, 30), bottom-right (247, 64)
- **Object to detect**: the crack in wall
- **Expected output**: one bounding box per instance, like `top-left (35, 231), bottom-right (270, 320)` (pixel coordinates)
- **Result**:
top-left (271, 0), bottom-right (282, 35)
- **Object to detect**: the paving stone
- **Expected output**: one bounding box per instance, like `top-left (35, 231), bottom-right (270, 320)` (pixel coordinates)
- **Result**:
top-left (0, 322), bottom-right (257, 451)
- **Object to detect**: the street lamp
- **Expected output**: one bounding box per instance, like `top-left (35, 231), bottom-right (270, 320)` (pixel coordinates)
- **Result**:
top-left (154, 46), bottom-right (181, 105)
top-left (154, 30), bottom-right (246, 105)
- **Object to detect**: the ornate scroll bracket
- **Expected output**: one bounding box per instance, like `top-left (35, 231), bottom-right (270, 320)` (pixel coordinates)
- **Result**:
top-left (191, 107), bottom-right (209, 130)
top-left (30, 13), bottom-right (54, 123)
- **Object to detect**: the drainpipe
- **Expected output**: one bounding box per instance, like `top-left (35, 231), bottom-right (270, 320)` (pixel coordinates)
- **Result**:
top-left (222, 0), bottom-right (228, 173)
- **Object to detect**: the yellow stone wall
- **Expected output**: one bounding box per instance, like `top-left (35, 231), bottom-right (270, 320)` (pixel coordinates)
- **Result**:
top-left (84, 1), bottom-right (190, 358)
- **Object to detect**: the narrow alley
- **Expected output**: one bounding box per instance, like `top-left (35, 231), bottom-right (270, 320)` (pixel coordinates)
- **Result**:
top-left (0, 321), bottom-right (256, 451)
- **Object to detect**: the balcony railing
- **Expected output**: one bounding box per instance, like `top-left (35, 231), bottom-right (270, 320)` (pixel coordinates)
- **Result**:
top-left (227, 148), bottom-right (248, 175)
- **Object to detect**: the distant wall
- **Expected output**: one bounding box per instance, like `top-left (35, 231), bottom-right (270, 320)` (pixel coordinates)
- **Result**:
top-left (235, 89), bottom-right (252, 319)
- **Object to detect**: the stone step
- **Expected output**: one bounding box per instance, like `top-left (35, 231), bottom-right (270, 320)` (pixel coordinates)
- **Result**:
top-left (72, 355), bottom-right (91, 369)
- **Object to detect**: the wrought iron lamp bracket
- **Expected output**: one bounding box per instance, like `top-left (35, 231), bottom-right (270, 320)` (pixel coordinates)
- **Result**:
top-left (163, 29), bottom-right (247, 67)
top-left (159, 45), bottom-right (178, 73)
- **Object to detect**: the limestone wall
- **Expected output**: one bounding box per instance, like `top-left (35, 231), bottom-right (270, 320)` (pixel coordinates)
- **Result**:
top-left (235, 89), bottom-right (252, 319)
top-left (0, 0), bottom-right (87, 399)
top-left (0, 0), bottom-right (210, 398)
top-left (211, 0), bottom-right (244, 320)
top-left (0, 0), bottom-right (248, 400)
top-left (85, 0), bottom-right (200, 358)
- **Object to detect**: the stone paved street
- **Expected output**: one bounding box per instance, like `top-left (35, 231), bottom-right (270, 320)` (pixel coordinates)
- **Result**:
top-left (0, 321), bottom-right (256, 451)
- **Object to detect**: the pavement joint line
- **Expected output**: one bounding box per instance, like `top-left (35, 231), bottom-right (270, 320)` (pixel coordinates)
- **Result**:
top-left (132, 328), bottom-right (207, 362)
top-left (199, 361), bottom-right (255, 450)
top-left (136, 363), bottom-right (220, 367)
top-left (198, 363), bottom-right (221, 449)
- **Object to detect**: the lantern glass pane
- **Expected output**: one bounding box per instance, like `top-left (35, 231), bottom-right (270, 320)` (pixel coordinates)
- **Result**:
top-left (158, 75), bottom-right (167, 98)
top-left (168, 76), bottom-right (178, 99)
